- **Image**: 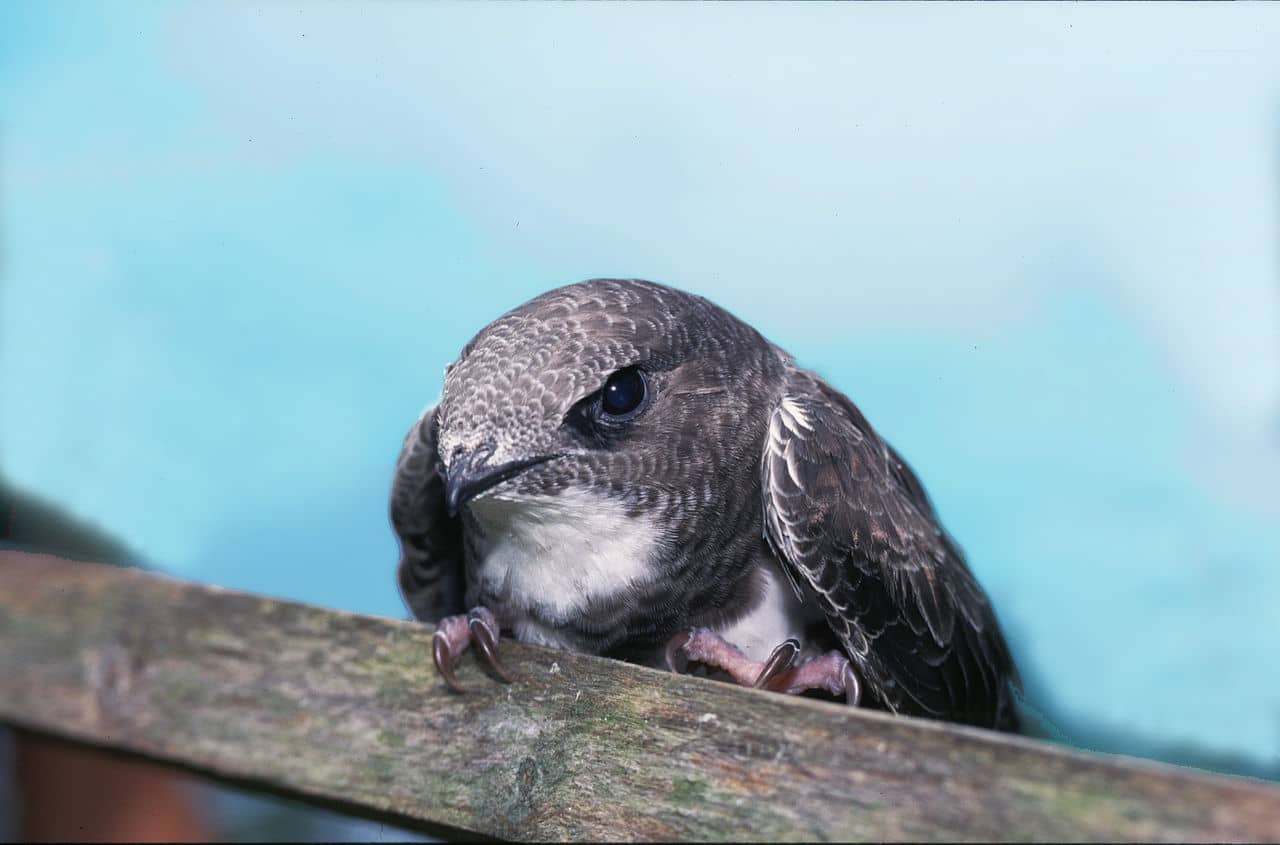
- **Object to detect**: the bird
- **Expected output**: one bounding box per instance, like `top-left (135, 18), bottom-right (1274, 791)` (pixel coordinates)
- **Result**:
top-left (390, 278), bottom-right (1022, 731)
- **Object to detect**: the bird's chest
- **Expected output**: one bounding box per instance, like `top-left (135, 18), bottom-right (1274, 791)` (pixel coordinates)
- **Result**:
top-left (462, 492), bottom-right (660, 649)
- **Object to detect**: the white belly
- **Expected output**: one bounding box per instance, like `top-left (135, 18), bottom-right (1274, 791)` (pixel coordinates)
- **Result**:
top-left (467, 489), bottom-right (814, 660)
top-left (713, 553), bottom-right (813, 662)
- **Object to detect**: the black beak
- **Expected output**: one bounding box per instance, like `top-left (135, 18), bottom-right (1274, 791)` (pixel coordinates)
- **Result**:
top-left (445, 446), bottom-right (559, 517)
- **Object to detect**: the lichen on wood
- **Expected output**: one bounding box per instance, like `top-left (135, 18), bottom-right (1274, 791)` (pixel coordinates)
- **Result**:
top-left (1, 551), bottom-right (1278, 842)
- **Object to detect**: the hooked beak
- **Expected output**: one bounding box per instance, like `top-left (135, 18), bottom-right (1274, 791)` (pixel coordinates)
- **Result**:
top-left (445, 446), bottom-right (559, 517)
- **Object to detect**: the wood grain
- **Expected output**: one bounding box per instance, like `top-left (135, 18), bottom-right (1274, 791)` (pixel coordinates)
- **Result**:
top-left (1, 551), bottom-right (1277, 842)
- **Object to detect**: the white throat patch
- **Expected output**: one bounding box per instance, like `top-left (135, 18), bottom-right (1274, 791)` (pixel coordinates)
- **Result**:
top-left (466, 487), bottom-right (659, 629)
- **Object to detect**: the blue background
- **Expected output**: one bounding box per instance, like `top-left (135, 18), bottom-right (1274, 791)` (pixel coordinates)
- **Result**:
top-left (2, 1), bottom-right (1278, 781)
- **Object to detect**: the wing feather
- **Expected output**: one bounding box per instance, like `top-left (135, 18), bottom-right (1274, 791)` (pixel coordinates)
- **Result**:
top-left (390, 405), bottom-right (465, 622)
top-left (761, 372), bottom-right (1020, 729)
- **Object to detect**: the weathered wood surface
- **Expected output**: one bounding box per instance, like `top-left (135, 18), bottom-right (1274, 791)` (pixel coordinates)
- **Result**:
top-left (1, 552), bottom-right (1278, 842)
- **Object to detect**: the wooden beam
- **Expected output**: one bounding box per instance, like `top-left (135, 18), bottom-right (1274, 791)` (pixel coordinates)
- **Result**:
top-left (1, 551), bottom-right (1277, 842)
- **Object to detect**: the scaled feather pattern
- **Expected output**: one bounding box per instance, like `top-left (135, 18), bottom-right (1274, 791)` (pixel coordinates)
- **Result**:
top-left (391, 279), bottom-right (1022, 730)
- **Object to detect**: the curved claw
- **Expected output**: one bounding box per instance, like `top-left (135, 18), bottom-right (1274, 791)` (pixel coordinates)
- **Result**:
top-left (469, 615), bottom-right (513, 684)
top-left (753, 638), bottom-right (800, 689)
top-left (433, 631), bottom-right (466, 694)
top-left (664, 630), bottom-right (692, 674)
top-left (842, 663), bottom-right (862, 707)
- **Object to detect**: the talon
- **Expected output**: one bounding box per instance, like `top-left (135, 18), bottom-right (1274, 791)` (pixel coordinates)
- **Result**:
top-left (842, 663), bottom-right (862, 707)
top-left (664, 630), bottom-right (692, 674)
top-left (433, 631), bottom-right (466, 693)
top-left (661, 630), bottom-right (858, 705)
top-left (469, 614), bottom-right (513, 684)
top-left (753, 638), bottom-right (800, 689)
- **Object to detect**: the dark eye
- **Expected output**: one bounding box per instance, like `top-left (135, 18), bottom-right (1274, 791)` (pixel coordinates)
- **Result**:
top-left (600, 368), bottom-right (648, 419)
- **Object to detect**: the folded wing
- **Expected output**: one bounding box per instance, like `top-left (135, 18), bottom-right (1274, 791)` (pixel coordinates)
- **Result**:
top-left (390, 405), bottom-right (466, 622)
top-left (760, 372), bottom-right (1020, 729)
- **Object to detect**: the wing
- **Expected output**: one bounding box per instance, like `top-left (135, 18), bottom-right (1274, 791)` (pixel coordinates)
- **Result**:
top-left (390, 405), bottom-right (465, 622)
top-left (760, 371), bottom-right (1021, 729)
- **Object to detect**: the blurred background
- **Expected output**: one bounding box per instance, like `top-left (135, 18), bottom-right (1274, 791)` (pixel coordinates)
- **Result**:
top-left (1, 0), bottom-right (1278, 839)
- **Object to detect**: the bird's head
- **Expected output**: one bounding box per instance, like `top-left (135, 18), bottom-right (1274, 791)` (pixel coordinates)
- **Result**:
top-left (434, 278), bottom-right (778, 524)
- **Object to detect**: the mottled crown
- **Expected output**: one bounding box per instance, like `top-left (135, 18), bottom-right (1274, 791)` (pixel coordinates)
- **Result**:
top-left (435, 279), bottom-right (721, 472)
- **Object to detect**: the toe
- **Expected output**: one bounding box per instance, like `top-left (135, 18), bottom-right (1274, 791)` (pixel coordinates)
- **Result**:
top-left (841, 663), bottom-right (862, 707)
top-left (753, 638), bottom-right (800, 689)
top-left (469, 615), bottom-right (514, 684)
top-left (433, 630), bottom-right (467, 694)
top-left (664, 630), bottom-right (693, 674)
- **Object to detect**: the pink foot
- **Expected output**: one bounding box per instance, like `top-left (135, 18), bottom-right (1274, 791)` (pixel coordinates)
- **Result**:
top-left (665, 628), bottom-right (861, 706)
top-left (433, 606), bottom-right (512, 693)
